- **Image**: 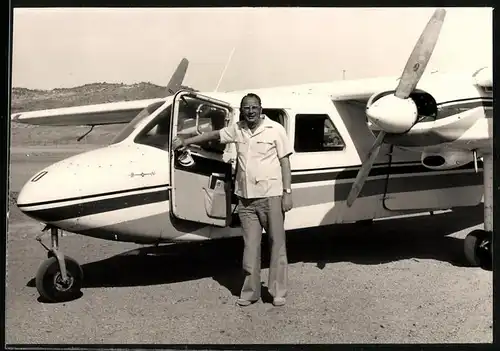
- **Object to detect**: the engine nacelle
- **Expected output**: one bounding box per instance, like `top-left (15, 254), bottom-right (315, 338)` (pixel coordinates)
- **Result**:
top-left (365, 89), bottom-right (438, 134)
top-left (421, 150), bottom-right (474, 170)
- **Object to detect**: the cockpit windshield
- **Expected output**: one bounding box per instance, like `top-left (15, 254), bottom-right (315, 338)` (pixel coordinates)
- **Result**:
top-left (110, 101), bottom-right (166, 144)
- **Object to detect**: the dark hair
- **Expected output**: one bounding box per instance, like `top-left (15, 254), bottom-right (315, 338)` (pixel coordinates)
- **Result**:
top-left (240, 93), bottom-right (262, 107)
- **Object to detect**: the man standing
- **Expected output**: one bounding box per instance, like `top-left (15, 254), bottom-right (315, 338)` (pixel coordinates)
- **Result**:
top-left (172, 93), bottom-right (293, 307)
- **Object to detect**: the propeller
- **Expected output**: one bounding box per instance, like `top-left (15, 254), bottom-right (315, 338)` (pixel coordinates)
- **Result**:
top-left (166, 58), bottom-right (189, 95)
top-left (346, 8), bottom-right (446, 208)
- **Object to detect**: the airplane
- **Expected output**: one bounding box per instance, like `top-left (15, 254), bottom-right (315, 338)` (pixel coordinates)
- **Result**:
top-left (10, 9), bottom-right (493, 303)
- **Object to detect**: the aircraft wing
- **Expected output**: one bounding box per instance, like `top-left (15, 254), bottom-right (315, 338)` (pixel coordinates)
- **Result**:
top-left (252, 67), bottom-right (492, 104)
top-left (11, 98), bottom-right (164, 126)
top-left (249, 75), bottom-right (400, 106)
top-left (327, 67), bottom-right (492, 102)
top-left (11, 57), bottom-right (190, 127)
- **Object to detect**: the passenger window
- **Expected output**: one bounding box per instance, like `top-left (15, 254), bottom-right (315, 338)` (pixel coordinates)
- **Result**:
top-left (294, 114), bottom-right (345, 152)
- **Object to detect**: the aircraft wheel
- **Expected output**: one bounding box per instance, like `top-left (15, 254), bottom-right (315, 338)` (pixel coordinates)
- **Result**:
top-left (35, 256), bottom-right (84, 302)
top-left (464, 230), bottom-right (492, 270)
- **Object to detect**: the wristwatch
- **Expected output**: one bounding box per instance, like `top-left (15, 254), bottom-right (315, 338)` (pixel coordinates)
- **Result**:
top-left (283, 188), bottom-right (292, 194)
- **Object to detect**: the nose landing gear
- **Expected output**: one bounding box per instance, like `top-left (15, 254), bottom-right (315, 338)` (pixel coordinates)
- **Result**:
top-left (35, 226), bottom-right (84, 302)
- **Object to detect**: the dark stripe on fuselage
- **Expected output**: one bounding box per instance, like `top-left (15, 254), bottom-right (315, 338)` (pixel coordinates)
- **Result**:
top-left (292, 171), bottom-right (482, 208)
top-left (292, 161), bottom-right (482, 184)
top-left (22, 189), bottom-right (169, 222)
top-left (17, 184), bottom-right (169, 208)
top-left (19, 162), bottom-right (482, 223)
top-left (292, 160), bottom-right (440, 173)
top-left (176, 151), bottom-right (483, 181)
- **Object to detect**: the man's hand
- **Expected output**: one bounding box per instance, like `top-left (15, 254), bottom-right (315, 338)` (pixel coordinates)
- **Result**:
top-left (282, 192), bottom-right (293, 212)
top-left (171, 136), bottom-right (185, 151)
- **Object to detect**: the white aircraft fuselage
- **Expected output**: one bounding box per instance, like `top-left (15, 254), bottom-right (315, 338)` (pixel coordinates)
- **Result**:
top-left (16, 70), bottom-right (491, 245)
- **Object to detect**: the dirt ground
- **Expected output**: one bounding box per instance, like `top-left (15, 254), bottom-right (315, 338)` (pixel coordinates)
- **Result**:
top-left (5, 125), bottom-right (492, 344)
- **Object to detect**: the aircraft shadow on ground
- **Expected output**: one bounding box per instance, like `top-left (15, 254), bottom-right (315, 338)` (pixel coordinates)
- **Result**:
top-left (27, 204), bottom-right (485, 298)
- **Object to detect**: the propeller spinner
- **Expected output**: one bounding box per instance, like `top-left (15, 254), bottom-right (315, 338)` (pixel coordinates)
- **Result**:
top-left (346, 8), bottom-right (447, 207)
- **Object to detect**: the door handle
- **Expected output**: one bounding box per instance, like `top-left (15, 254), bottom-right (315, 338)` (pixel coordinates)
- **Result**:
top-left (177, 148), bottom-right (195, 167)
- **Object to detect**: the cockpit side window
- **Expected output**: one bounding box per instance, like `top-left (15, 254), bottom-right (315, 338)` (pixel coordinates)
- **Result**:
top-left (133, 104), bottom-right (173, 150)
top-left (110, 101), bottom-right (165, 144)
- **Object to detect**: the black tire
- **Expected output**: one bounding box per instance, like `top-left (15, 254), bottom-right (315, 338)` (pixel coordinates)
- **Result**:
top-left (464, 230), bottom-right (491, 269)
top-left (35, 256), bottom-right (84, 302)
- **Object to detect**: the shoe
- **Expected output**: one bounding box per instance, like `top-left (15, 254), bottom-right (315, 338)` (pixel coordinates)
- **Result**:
top-left (236, 298), bottom-right (258, 307)
top-left (272, 297), bottom-right (286, 306)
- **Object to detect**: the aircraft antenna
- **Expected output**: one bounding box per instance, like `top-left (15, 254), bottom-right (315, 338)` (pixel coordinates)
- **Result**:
top-left (215, 46), bottom-right (236, 92)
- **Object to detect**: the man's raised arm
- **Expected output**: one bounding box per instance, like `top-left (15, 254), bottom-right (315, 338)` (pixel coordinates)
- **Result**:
top-left (172, 122), bottom-right (237, 151)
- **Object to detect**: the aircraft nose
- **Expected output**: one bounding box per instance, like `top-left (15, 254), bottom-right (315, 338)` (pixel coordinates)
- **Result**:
top-left (16, 143), bottom-right (171, 231)
top-left (16, 168), bottom-right (59, 222)
top-left (17, 169), bottom-right (47, 204)
top-left (16, 146), bottom-right (115, 223)
top-left (15, 149), bottom-right (106, 223)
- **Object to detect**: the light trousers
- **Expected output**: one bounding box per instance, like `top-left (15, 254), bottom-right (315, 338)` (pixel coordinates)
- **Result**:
top-left (237, 196), bottom-right (288, 301)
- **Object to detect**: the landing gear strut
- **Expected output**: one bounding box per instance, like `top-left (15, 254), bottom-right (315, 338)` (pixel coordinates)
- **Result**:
top-left (35, 226), bottom-right (84, 302)
top-left (464, 153), bottom-right (493, 270)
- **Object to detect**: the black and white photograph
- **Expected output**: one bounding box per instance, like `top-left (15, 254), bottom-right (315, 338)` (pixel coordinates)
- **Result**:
top-left (6, 6), bottom-right (493, 345)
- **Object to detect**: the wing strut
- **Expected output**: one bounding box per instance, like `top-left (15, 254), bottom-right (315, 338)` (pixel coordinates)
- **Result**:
top-left (77, 125), bottom-right (95, 142)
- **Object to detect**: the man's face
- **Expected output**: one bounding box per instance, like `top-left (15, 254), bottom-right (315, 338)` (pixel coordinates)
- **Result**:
top-left (240, 97), bottom-right (261, 124)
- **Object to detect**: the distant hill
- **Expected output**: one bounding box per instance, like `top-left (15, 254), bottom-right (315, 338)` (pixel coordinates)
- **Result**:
top-left (11, 82), bottom-right (198, 113)
top-left (9, 82), bottom-right (198, 147)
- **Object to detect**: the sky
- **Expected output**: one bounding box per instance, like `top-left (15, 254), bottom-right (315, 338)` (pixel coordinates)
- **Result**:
top-left (11, 7), bottom-right (493, 92)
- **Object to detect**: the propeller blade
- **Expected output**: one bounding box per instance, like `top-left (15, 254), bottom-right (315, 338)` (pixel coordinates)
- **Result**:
top-left (166, 58), bottom-right (189, 95)
top-left (346, 131), bottom-right (386, 207)
top-left (394, 9), bottom-right (446, 99)
top-left (347, 9), bottom-right (446, 208)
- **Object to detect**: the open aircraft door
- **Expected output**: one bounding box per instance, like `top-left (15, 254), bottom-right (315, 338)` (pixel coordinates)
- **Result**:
top-left (169, 90), bottom-right (235, 227)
